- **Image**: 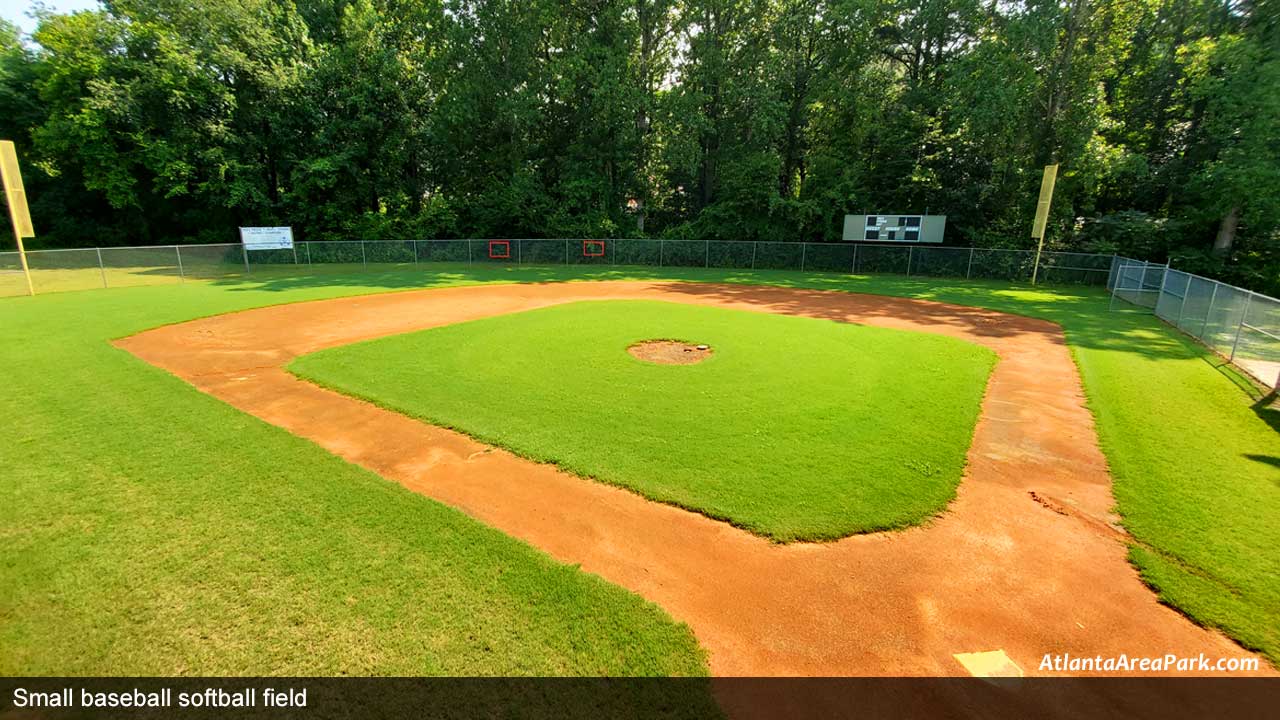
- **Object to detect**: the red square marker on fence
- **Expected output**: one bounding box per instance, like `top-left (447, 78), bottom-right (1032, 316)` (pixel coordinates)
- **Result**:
top-left (583, 240), bottom-right (606, 257)
top-left (489, 240), bottom-right (511, 259)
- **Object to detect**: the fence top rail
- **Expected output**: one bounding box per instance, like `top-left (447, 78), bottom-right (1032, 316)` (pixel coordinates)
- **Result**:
top-left (24, 242), bottom-right (242, 253)
top-left (1241, 323), bottom-right (1280, 342)
top-left (1040, 265), bottom-right (1113, 273)
top-left (8, 238), bottom-right (1119, 260)
top-left (381, 239), bottom-right (1117, 258)
top-left (1112, 255), bottom-right (1280, 318)
top-left (20, 246), bottom-right (113, 253)
top-left (344, 238), bottom-right (1068, 252)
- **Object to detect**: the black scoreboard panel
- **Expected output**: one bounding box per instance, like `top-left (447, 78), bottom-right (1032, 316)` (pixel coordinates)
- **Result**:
top-left (863, 215), bottom-right (922, 242)
top-left (844, 214), bottom-right (944, 243)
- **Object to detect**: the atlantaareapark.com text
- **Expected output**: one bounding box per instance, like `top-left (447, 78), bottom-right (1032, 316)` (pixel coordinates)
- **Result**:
top-left (1039, 653), bottom-right (1260, 673)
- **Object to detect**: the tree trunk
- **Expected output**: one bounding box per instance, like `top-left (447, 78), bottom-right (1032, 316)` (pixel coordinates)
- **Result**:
top-left (1212, 204), bottom-right (1240, 255)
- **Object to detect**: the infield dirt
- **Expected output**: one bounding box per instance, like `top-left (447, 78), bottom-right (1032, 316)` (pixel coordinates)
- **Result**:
top-left (116, 281), bottom-right (1272, 678)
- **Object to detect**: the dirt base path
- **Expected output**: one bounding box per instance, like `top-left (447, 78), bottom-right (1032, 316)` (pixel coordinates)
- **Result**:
top-left (116, 281), bottom-right (1269, 677)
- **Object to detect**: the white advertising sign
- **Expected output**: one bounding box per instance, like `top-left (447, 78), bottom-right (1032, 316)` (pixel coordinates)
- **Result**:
top-left (239, 226), bottom-right (294, 250)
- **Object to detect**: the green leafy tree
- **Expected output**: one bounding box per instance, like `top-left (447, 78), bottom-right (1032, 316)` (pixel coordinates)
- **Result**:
top-left (0, 0), bottom-right (1276, 290)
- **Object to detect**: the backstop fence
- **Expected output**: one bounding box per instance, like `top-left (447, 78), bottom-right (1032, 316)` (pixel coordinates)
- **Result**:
top-left (1109, 256), bottom-right (1280, 390)
top-left (0, 238), bottom-right (1118, 299)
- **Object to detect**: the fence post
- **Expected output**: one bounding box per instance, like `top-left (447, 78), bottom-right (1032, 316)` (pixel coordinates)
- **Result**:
top-left (306, 242), bottom-right (312, 265)
top-left (1228, 292), bottom-right (1254, 361)
top-left (564, 238), bottom-right (569, 264)
top-left (96, 247), bottom-right (108, 287)
top-left (1155, 262), bottom-right (1171, 315)
top-left (1108, 258), bottom-right (1122, 311)
top-left (413, 239), bottom-right (419, 264)
top-left (1116, 258), bottom-right (1133, 310)
top-left (705, 240), bottom-right (710, 268)
top-left (361, 240), bottom-right (367, 267)
top-left (175, 245), bottom-right (185, 282)
top-left (907, 246), bottom-right (913, 276)
top-left (966, 247), bottom-right (974, 279)
top-left (852, 243), bottom-right (858, 274)
top-left (291, 243), bottom-right (298, 265)
top-left (1174, 274), bottom-right (1187, 330)
top-left (800, 243), bottom-right (807, 272)
top-left (517, 239), bottom-right (522, 265)
top-left (242, 245), bottom-right (250, 275)
top-left (468, 240), bottom-right (473, 265)
top-left (1199, 283), bottom-right (1219, 340)
top-left (659, 239), bottom-right (664, 267)
top-left (751, 241), bottom-right (757, 270)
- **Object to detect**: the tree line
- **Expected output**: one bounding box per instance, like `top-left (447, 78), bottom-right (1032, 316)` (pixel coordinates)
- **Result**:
top-left (0, 0), bottom-right (1277, 292)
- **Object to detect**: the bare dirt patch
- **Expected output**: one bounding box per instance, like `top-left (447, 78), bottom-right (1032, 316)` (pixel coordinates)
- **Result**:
top-left (628, 339), bottom-right (712, 365)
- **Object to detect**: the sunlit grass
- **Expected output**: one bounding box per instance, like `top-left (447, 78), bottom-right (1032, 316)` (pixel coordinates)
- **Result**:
top-left (1, 261), bottom-right (1275, 670)
top-left (292, 301), bottom-right (995, 542)
top-left (0, 278), bottom-right (710, 679)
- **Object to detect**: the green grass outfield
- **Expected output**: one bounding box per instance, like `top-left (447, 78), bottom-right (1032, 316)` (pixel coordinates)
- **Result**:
top-left (0, 274), bottom-right (709, 679)
top-left (1, 262), bottom-right (1276, 671)
top-left (292, 301), bottom-right (996, 542)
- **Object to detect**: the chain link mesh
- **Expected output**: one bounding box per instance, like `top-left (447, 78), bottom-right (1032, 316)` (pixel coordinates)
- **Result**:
top-left (1113, 257), bottom-right (1280, 388)
top-left (1, 239), bottom-right (1120, 299)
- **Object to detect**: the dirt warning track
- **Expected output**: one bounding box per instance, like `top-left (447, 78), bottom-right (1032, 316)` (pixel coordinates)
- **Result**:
top-left (116, 281), bottom-right (1270, 677)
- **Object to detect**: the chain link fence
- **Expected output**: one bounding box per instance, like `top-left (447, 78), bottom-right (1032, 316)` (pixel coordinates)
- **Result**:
top-left (5, 237), bottom-right (1270, 390)
top-left (1110, 256), bottom-right (1280, 390)
top-left (1, 238), bottom-right (1117, 299)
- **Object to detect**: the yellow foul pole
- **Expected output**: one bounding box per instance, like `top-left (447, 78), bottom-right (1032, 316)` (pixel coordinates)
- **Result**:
top-left (0, 140), bottom-right (36, 296)
top-left (1030, 163), bottom-right (1059, 285)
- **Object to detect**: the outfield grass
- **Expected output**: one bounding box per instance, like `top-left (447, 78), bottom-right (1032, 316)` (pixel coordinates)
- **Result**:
top-left (0, 279), bottom-right (709, 678)
top-left (292, 301), bottom-right (995, 542)
top-left (1, 262), bottom-right (1276, 671)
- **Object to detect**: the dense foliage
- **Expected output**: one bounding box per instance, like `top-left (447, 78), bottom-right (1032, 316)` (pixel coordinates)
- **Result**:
top-left (0, 1), bottom-right (1276, 291)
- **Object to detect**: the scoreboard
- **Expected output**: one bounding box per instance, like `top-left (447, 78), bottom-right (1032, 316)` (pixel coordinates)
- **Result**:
top-left (842, 214), bottom-right (946, 243)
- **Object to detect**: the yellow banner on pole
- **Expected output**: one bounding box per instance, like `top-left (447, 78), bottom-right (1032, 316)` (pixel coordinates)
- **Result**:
top-left (1030, 164), bottom-right (1059, 285)
top-left (1, 139), bottom-right (36, 295)
top-left (1031, 163), bottom-right (1059, 240)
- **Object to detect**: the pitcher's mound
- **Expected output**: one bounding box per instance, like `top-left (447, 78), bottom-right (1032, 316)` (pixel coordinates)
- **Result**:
top-left (628, 340), bottom-right (712, 365)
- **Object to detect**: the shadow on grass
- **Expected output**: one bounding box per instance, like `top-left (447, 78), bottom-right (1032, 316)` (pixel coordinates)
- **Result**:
top-left (1243, 453), bottom-right (1280, 476)
top-left (1250, 392), bottom-right (1280, 433)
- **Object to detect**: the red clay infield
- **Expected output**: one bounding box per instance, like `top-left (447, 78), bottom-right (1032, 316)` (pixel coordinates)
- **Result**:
top-left (115, 281), bottom-right (1272, 678)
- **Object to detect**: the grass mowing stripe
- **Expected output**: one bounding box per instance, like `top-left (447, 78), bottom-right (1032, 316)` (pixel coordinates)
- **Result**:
top-left (292, 301), bottom-right (996, 542)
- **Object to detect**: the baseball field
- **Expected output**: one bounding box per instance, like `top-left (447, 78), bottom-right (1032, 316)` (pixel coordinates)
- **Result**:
top-left (2, 264), bottom-right (1277, 680)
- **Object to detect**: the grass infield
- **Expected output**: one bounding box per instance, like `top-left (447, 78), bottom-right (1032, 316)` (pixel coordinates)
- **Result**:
top-left (1, 263), bottom-right (1276, 670)
top-left (291, 301), bottom-right (996, 542)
